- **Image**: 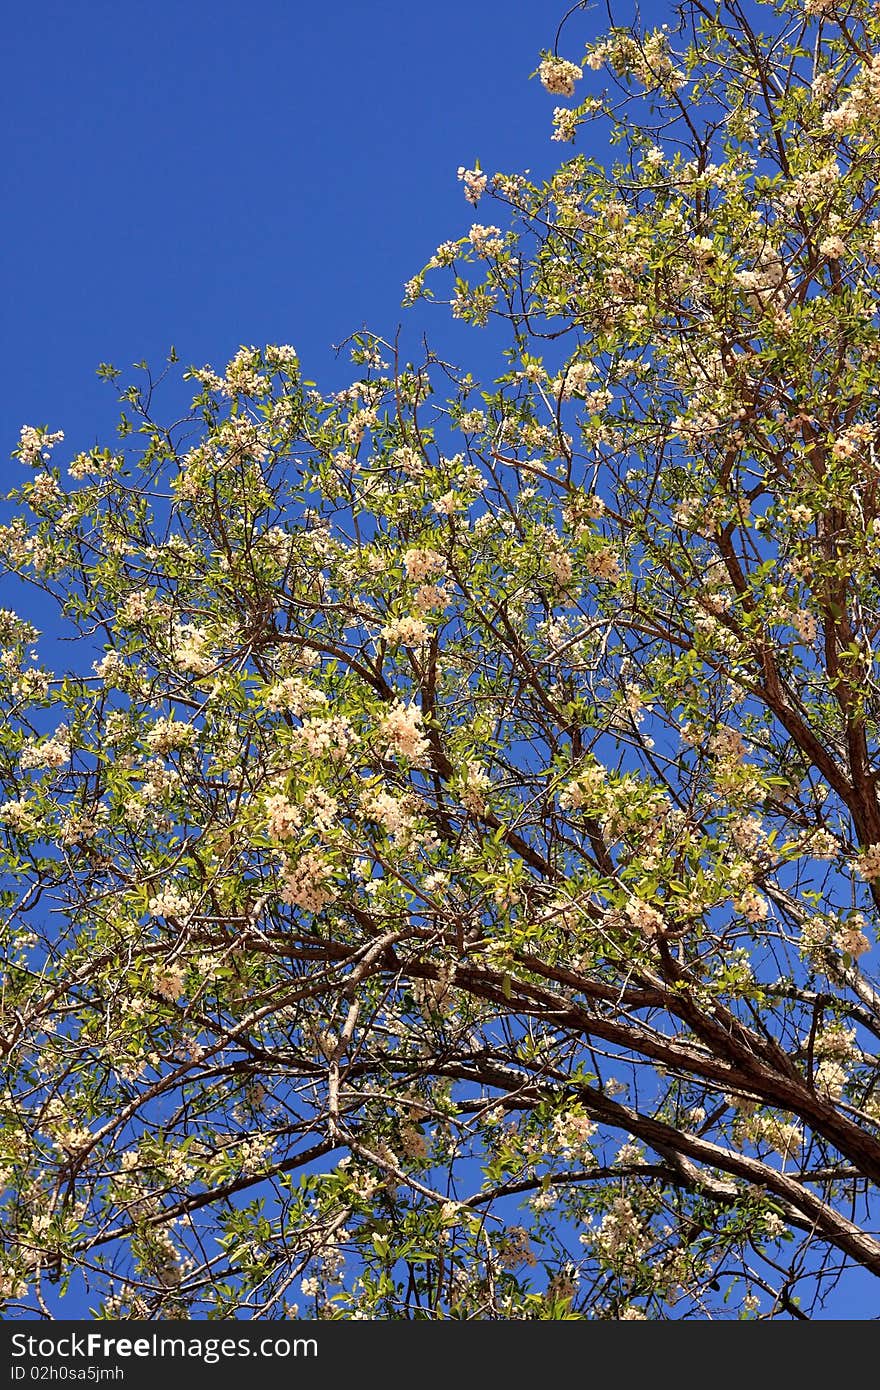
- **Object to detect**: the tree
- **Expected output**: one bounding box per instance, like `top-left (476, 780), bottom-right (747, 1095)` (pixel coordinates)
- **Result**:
top-left (2, 0), bottom-right (880, 1322)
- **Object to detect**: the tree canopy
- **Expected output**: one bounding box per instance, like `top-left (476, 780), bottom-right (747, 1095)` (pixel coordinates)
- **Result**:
top-left (3, 0), bottom-right (880, 1320)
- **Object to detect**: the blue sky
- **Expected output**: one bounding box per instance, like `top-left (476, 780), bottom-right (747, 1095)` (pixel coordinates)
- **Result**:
top-left (2, 0), bottom-right (605, 458)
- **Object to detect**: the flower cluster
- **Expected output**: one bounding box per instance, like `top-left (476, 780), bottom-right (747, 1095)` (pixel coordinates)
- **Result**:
top-left (468, 223), bottom-right (504, 257)
top-left (588, 1196), bottom-right (649, 1265)
top-left (733, 885), bottom-right (769, 923)
top-left (836, 916), bottom-right (871, 958)
top-left (171, 623), bottom-right (214, 676)
top-left (412, 966), bottom-right (456, 1017)
top-left (551, 1107), bottom-right (597, 1157)
top-left (16, 426), bottom-right (64, 467)
top-left (413, 583), bottom-right (448, 612)
top-left (0, 798), bottom-right (39, 833)
top-left (551, 107), bottom-right (579, 142)
top-left (585, 547), bottom-right (620, 582)
top-left (460, 761), bottom-right (491, 815)
top-left (539, 56), bottom-right (583, 97)
top-left (854, 843), bottom-right (880, 881)
top-left (821, 52), bottom-right (880, 136)
top-left (222, 346), bottom-right (269, 397)
top-left (279, 853), bottom-right (334, 913)
top-left (559, 764), bottom-right (606, 812)
top-left (148, 888), bottom-right (194, 921)
top-left (93, 650), bottom-right (128, 685)
top-left (403, 548), bottom-right (447, 582)
top-left (800, 912), bottom-right (871, 964)
top-left (831, 421), bottom-right (873, 461)
top-left (264, 792), bottom-right (301, 841)
top-left (361, 788), bottom-right (415, 840)
top-left (559, 360), bottom-right (597, 397)
top-left (380, 614), bottom-right (429, 647)
top-left (547, 548), bottom-right (573, 587)
top-left (291, 714), bottom-right (356, 762)
top-left (379, 702), bottom-right (430, 763)
top-left (153, 966), bottom-right (186, 1002)
top-left (735, 249), bottom-right (787, 311)
top-left (26, 472), bottom-right (61, 511)
top-left (263, 677), bottom-right (326, 715)
top-left (498, 1225), bottom-right (536, 1270)
top-left (19, 727), bottom-right (70, 771)
top-left (625, 897), bottom-right (665, 938)
top-left (146, 718), bottom-right (197, 755)
top-left (794, 609), bottom-right (818, 643)
top-left (457, 165), bottom-right (488, 206)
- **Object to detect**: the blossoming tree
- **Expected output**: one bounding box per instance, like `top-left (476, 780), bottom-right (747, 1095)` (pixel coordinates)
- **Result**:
top-left (3, 0), bottom-right (880, 1320)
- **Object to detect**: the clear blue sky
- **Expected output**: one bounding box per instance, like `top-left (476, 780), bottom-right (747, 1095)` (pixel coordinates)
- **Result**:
top-left (1, 0), bottom-right (611, 458)
top-left (4, 0), bottom-right (877, 1321)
